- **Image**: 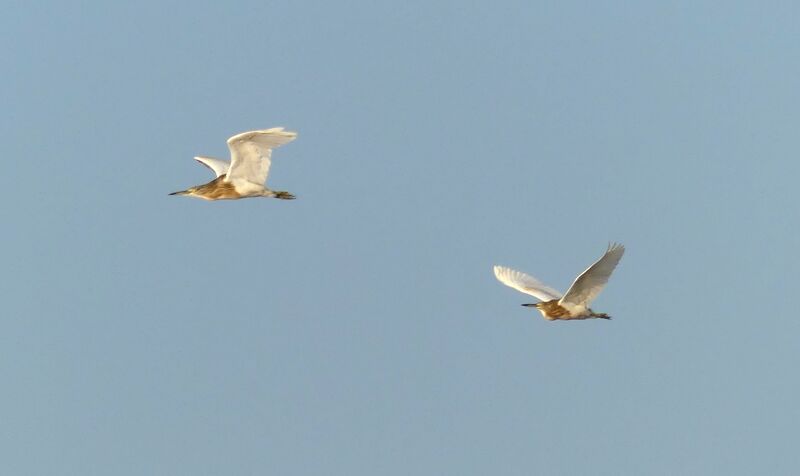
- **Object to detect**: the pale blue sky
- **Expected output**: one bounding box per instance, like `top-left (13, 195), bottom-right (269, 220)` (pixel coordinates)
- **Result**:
top-left (3, 1), bottom-right (800, 474)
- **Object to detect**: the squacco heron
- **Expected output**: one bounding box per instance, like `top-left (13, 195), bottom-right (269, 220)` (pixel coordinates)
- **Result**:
top-left (171, 128), bottom-right (297, 201)
top-left (494, 243), bottom-right (625, 321)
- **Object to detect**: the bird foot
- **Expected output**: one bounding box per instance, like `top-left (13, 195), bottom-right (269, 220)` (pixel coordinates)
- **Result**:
top-left (274, 191), bottom-right (296, 200)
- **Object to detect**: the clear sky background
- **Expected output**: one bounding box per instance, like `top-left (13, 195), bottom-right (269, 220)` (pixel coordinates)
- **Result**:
top-left (3, 1), bottom-right (799, 474)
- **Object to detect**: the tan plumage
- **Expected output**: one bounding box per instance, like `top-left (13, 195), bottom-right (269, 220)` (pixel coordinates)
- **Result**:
top-left (171, 128), bottom-right (297, 201)
top-left (183, 176), bottom-right (239, 200)
top-left (494, 243), bottom-right (625, 321)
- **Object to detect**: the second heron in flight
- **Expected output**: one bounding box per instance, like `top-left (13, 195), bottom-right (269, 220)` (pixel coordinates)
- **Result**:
top-left (494, 243), bottom-right (625, 321)
top-left (171, 127), bottom-right (298, 201)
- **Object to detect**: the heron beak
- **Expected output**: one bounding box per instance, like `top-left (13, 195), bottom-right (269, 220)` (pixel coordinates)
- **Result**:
top-left (521, 303), bottom-right (537, 307)
top-left (169, 190), bottom-right (191, 196)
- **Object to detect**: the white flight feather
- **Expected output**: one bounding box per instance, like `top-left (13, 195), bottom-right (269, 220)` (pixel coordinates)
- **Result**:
top-left (493, 265), bottom-right (563, 302)
top-left (193, 156), bottom-right (230, 178)
top-left (558, 243), bottom-right (625, 314)
top-left (225, 128), bottom-right (298, 187)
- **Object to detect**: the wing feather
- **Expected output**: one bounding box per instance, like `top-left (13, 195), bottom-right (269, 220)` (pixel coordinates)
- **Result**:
top-left (559, 243), bottom-right (624, 310)
top-left (193, 156), bottom-right (230, 178)
top-left (493, 265), bottom-right (563, 302)
top-left (225, 128), bottom-right (297, 186)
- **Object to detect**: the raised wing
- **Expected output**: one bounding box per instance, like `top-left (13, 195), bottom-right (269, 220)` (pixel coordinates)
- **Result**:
top-left (225, 128), bottom-right (297, 186)
top-left (493, 265), bottom-right (563, 302)
top-left (194, 156), bottom-right (230, 178)
top-left (559, 243), bottom-right (624, 310)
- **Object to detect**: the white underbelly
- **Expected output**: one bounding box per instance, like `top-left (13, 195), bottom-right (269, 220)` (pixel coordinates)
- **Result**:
top-left (231, 180), bottom-right (266, 196)
top-left (561, 303), bottom-right (589, 317)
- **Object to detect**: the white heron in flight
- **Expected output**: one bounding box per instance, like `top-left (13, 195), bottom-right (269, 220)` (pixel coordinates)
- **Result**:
top-left (493, 243), bottom-right (625, 320)
top-left (170, 128), bottom-right (297, 200)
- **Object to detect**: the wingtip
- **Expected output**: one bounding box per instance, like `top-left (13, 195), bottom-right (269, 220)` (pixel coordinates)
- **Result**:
top-left (493, 265), bottom-right (517, 281)
top-left (227, 127), bottom-right (298, 145)
top-left (607, 242), bottom-right (625, 253)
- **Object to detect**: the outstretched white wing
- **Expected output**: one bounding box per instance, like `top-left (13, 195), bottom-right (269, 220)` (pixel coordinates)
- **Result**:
top-left (194, 156), bottom-right (230, 178)
top-left (559, 243), bottom-right (624, 310)
top-left (493, 265), bottom-right (563, 302)
top-left (225, 128), bottom-right (297, 186)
